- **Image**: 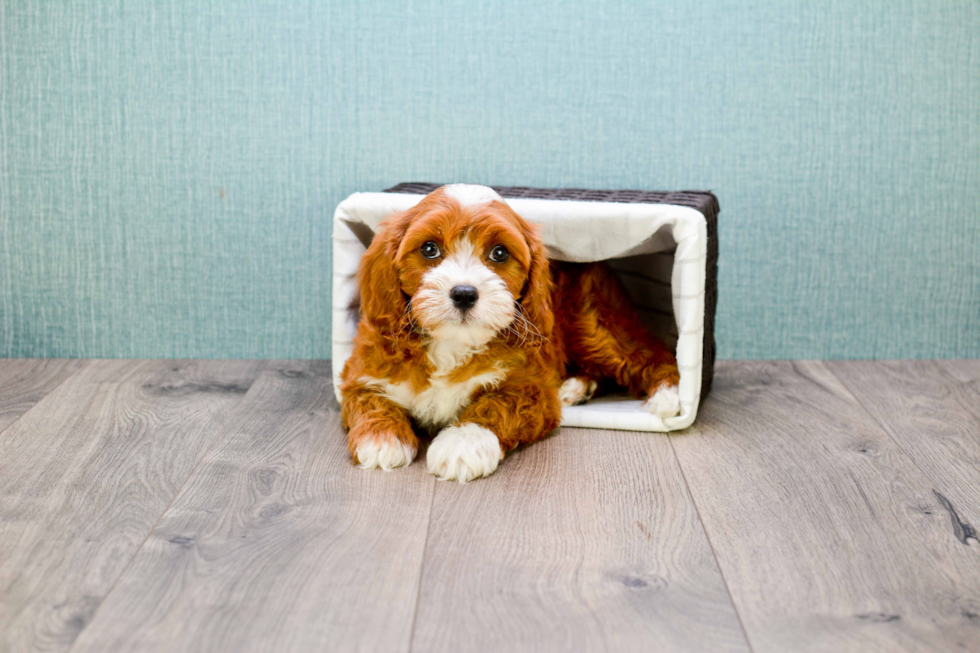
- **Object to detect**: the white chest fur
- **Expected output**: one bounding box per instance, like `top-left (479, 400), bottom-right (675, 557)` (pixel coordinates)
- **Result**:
top-left (359, 335), bottom-right (508, 430)
top-left (360, 366), bottom-right (506, 430)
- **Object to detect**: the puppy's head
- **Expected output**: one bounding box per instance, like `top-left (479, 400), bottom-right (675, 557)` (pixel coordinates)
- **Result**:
top-left (358, 184), bottom-right (552, 348)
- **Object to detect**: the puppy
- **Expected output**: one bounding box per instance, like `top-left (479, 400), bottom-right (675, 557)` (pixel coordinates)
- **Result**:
top-left (340, 184), bottom-right (680, 482)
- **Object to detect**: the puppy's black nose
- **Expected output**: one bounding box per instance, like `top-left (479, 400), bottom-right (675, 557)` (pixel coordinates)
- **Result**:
top-left (450, 285), bottom-right (479, 310)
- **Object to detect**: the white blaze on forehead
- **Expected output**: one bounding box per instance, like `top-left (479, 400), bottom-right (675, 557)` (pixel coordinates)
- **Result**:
top-left (442, 184), bottom-right (503, 207)
top-left (448, 237), bottom-right (478, 260)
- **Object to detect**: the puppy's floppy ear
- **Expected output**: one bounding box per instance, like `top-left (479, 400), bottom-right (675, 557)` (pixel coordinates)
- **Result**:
top-left (516, 219), bottom-right (554, 343)
top-left (357, 212), bottom-right (411, 335)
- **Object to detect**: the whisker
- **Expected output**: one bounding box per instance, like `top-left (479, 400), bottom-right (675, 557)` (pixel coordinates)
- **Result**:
top-left (503, 313), bottom-right (526, 347)
top-left (512, 303), bottom-right (550, 343)
top-left (516, 320), bottom-right (528, 346)
top-left (506, 324), bottom-right (523, 347)
top-left (396, 300), bottom-right (423, 336)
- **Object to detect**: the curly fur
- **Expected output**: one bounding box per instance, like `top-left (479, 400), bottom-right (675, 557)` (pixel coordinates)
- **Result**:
top-left (340, 185), bottom-right (679, 480)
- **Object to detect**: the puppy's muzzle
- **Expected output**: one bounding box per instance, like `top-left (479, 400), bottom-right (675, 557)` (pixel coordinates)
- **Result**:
top-left (450, 285), bottom-right (479, 311)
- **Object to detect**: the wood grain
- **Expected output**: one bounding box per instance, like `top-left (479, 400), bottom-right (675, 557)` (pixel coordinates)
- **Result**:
top-left (936, 359), bottom-right (980, 385)
top-left (411, 427), bottom-right (750, 653)
top-left (828, 360), bottom-right (980, 529)
top-left (69, 361), bottom-right (436, 653)
top-left (0, 359), bottom-right (265, 653)
top-left (4, 358), bottom-right (979, 652)
top-left (0, 359), bottom-right (88, 433)
top-left (670, 361), bottom-right (980, 653)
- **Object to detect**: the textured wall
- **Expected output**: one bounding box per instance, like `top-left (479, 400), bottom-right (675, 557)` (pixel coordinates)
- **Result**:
top-left (1, 0), bottom-right (978, 359)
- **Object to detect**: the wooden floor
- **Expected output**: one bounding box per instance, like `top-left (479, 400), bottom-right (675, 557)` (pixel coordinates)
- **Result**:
top-left (1, 360), bottom-right (978, 652)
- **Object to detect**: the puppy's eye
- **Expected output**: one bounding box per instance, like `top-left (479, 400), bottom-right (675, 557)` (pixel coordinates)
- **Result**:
top-left (420, 241), bottom-right (441, 259)
top-left (489, 245), bottom-right (509, 263)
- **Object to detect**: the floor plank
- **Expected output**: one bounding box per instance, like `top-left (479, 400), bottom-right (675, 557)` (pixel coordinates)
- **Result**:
top-left (0, 359), bottom-right (88, 433)
top-left (828, 360), bottom-right (980, 530)
top-left (936, 359), bottom-right (980, 385)
top-left (670, 361), bottom-right (980, 653)
top-left (70, 362), bottom-right (435, 653)
top-left (0, 360), bottom-right (265, 653)
top-left (4, 358), bottom-right (979, 652)
top-left (410, 427), bottom-right (750, 653)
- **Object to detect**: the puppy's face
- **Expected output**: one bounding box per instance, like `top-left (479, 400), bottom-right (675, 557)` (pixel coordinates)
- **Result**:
top-left (393, 186), bottom-right (532, 342)
top-left (357, 184), bottom-right (553, 351)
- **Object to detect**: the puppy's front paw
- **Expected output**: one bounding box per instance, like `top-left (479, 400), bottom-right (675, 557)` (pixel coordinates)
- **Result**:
top-left (559, 376), bottom-right (598, 406)
top-left (355, 438), bottom-right (416, 471)
top-left (350, 427), bottom-right (417, 471)
top-left (643, 383), bottom-right (681, 418)
top-left (427, 423), bottom-right (503, 483)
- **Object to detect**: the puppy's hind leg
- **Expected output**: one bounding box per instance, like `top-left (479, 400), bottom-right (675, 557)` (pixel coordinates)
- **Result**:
top-left (558, 375), bottom-right (598, 406)
top-left (557, 262), bottom-right (681, 418)
top-left (641, 366), bottom-right (681, 419)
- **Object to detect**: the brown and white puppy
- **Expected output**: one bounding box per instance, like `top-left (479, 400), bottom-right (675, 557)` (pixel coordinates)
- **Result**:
top-left (340, 184), bottom-right (680, 482)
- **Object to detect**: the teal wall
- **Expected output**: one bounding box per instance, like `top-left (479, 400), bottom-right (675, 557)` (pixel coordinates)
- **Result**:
top-left (1, 0), bottom-right (978, 360)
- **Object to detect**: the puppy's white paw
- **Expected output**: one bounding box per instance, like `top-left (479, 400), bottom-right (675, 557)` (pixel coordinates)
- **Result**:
top-left (559, 377), bottom-right (598, 406)
top-left (355, 437), bottom-right (416, 471)
top-left (427, 423), bottom-right (503, 483)
top-left (643, 383), bottom-right (681, 418)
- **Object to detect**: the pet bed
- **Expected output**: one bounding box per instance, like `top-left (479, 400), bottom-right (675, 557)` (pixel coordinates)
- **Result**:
top-left (332, 183), bottom-right (718, 432)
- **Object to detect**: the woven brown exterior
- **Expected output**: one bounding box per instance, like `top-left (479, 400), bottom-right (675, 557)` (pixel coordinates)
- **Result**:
top-left (383, 182), bottom-right (719, 400)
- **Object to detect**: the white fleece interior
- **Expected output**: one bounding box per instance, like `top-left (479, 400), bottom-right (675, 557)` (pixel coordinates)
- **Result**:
top-left (332, 192), bottom-right (708, 432)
